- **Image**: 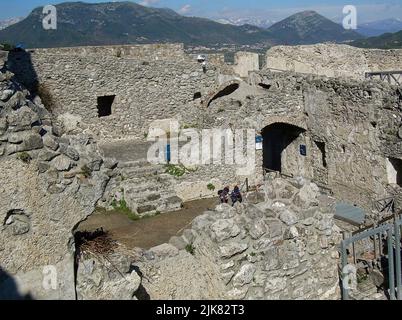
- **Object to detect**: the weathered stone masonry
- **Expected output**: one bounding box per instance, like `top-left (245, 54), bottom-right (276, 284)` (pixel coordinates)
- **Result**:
top-left (8, 43), bottom-right (402, 214)
top-left (1, 42), bottom-right (402, 300)
top-left (7, 44), bottom-right (221, 141)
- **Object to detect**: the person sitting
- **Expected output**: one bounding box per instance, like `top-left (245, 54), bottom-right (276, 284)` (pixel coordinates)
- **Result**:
top-left (218, 187), bottom-right (230, 204)
top-left (231, 186), bottom-right (242, 206)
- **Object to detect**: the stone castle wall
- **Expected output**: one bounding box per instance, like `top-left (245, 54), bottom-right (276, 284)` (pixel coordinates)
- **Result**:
top-left (2, 43), bottom-right (402, 300)
top-left (249, 70), bottom-right (402, 210)
top-left (0, 67), bottom-right (117, 299)
top-left (7, 44), bottom-right (402, 212)
top-left (7, 47), bottom-right (220, 140)
top-left (31, 43), bottom-right (187, 60)
top-left (265, 44), bottom-right (402, 81)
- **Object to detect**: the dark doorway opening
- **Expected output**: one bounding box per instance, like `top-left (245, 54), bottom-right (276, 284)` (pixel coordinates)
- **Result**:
top-left (262, 123), bottom-right (305, 172)
top-left (97, 95), bottom-right (115, 117)
top-left (389, 158), bottom-right (402, 187)
top-left (314, 141), bottom-right (327, 168)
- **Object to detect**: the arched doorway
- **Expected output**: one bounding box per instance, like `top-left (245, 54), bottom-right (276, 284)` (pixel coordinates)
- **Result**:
top-left (262, 122), bottom-right (306, 173)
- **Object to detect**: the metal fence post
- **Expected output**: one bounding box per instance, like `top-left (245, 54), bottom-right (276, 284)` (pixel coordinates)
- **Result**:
top-left (395, 220), bottom-right (402, 300)
top-left (387, 228), bottom-right (396, 300)
top-left (341, 240), bottom-right (349, 300)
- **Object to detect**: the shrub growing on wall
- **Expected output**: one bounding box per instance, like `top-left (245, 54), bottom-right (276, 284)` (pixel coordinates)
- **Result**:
top-left (0, 43), bottom-right (16, 51)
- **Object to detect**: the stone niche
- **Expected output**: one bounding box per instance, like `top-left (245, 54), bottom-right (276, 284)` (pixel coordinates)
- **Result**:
top-left (386, 157), bottom-right (402, 187)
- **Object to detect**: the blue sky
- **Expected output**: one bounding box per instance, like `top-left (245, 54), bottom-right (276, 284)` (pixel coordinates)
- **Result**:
top-left (1, 0), bottom-right (402, 22)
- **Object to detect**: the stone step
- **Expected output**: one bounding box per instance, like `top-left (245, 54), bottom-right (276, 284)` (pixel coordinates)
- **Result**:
top-left (121, 175), bottom-right (174, 189)
top-left (120, 166), bottom-right (164, 178)
top-left (127, 187), bottom-right (178, 202)
top-left (117, 160), bottom-right (151, 168)
top-left (135, 195), bottom-right (183, 216)
top-left (124, 184), bottom-right (161, 194)
top-left (117, 159), bottom-right (165, 169)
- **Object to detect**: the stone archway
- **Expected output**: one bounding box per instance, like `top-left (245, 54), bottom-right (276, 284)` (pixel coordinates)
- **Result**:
top-left (261, 122), bottom-right (306, 174)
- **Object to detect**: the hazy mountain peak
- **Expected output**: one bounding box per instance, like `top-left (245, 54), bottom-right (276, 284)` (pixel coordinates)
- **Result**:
top-left (0, 2), bottom-right (364, 48)
top-left (358, 18), bottom-right (402, 37)
top-left (268, 9), bottom-right (362, 45)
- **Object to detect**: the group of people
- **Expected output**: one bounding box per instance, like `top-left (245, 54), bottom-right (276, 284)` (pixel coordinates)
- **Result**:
top-left (218, 185), bottom-right (243, 206)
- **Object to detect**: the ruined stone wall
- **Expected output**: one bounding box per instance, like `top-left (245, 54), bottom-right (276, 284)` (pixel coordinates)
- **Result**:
top-left (189, 69), bottom-right (402, 210)
top-left (0, 68), bottom-right (119, 299)
top-left (8, 45), bottom-right (402, 211)
top-left (134, 178), bottom-right (342, 300)
top-left (233, 52), bottom-right (260, 78)
top-left (265, 44), bottom-right (402, 81)
top-left (31, 43), bottom-right (187, 60)
top-left (250, 70), bottom-right (402, 210)
top-left (7, 47), bottom-right (220, 141)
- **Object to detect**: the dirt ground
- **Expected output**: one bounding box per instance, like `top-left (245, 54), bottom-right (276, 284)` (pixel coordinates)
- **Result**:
top-left (78, 197), bottom-right (218, 249)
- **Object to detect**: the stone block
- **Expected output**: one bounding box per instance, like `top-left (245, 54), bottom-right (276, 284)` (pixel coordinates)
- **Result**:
top-left (210, 219), bottom-right (240, 242)
top-left (233, 264), bottom-right (256, 287)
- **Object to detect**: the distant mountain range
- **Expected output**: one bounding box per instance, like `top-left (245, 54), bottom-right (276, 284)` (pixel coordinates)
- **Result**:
top-left (352, 29), bottom-right (402, 49)
top-left (0, 17), bottom-right (23, 30)
top-left (217, 15), bottom-right (402, 37)
top-left (357, 18), bottom-right (402, 37)
top-left (267, 10), bottom-right (362, 45)
top-left (0, 2), bottom-right (362, 48)
top-left (215, 17), bottom-right (275, 29)
top-left (0, 2), bottom-right (276, 48)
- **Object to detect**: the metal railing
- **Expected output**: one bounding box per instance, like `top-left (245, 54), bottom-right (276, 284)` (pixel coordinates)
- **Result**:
top-left (263, 167), bottom-right (294, 180)
top-left (341, 216), bottom-right (402, 300)
top-left (365, 71), bottom-right (402, 86)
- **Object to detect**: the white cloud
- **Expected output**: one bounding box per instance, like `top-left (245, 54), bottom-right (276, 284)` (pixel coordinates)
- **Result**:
top-left (179, 4), bottom-right (192, 15)
top-left (139, 0), bottom-right (160, 7)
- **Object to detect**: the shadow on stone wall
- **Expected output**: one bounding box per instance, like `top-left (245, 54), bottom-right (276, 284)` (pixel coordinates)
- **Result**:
top-left (0, 266), bottom-right (33, 300)
top-left (7, 49), bottom-right (56, 112)
top-left (6, 49), bottom-right (38, 98)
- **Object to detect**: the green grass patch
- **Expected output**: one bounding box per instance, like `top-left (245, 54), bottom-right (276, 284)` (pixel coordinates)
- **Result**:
top-left (185, 244), bottom-right (195, 255)
top-left (16, 152), bottom-right (32, 163)
top-left (207, 183), bottom-right (215, 191)
top-left (111, 198), bottom-right (140, 221)
top-left (181, 123), bottom-right (197, 129)
top-left (81, 165), bottom-right (92, 178)
top-left (165, 164), bottom-right (194, 177)
top-left (0, 43), bottom-right (16, 51)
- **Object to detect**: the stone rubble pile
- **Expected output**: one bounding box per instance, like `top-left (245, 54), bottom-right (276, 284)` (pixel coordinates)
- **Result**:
top-left (0, 65), bottom-right (117, 196)
top-left (76, 249), bottom-right (142, 300)
top-left (131, 177), bottom-right (342, 300)
top-left (0, 58), bottom-right (128, 299)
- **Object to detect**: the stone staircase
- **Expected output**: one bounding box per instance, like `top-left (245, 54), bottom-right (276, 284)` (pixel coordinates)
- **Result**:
top-left (103, 159), bottom-right (183, 217)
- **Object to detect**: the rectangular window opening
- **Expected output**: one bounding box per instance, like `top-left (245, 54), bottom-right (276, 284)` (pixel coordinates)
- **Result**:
top-left (387, 157), bottom-right (402, 187)
top-left (97, 95), bottom-right (115, 117)
top-left (315, 141), bottom-right (327, 168)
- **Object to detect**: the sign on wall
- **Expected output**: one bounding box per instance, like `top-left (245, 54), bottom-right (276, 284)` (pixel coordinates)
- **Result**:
top-left (256, 135), bottom-right (263, 150)
top-left (300, 144), bottom-right (307, 156)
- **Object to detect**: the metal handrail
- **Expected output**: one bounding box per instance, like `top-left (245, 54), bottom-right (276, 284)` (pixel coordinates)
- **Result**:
top-left (341, 211), bottom-right (402, 300)
top-left (263, 167), bottom-right (294, 179)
